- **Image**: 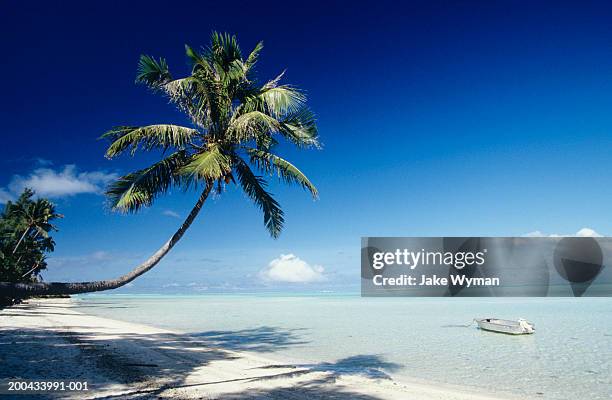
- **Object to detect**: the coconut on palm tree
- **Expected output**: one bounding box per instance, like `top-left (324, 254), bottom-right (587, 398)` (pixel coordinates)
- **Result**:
top-left (0, 32), bottom-right (318, 296)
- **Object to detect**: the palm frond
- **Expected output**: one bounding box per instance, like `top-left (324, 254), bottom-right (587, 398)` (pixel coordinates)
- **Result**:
top-left (254, 134), bottom-right (278, 152)
top-left (208, 32), bottom-right (242, 67)
top-left (245, 41), bottom-right (264, 73)
top-left (226, 59), bottom-right (247, 82)
top-left (136, 55), bottom-right (172, 87)
top-left (179, 144), bottom-right (231, 181)
top-left (243, 85), bottom-right (306, 118)
top-left (262, 71), bottom-right (285, 90)
top-left (279, 107), bottom-right (320, 148)
top-left (106, 151), bottom-right (188, 212)
top-left (101, 125), bottom-right (199, 158)
top-left (234, 159), bottom-right (284, 238)
top-left (34, 225), bottom-right (50, 239)
top-left (246, 148), bottom-right (318, 198)
top-left (163, 77), bottom-right (195, 99)
top-left (190, 68), bottom-right (232, 132)
top-left (228, 111), bottom-right (280, 142)
top-left (185, 44), bottom-right (213, 74)
top-left (162, 77), bottom-right (207, 125)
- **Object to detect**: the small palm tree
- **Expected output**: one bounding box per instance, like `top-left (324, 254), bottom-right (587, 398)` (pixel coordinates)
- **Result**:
top-left (0, 32), bottom-right (318, 296)
top-left (9, 189), bottom-right (62, 255)
top-left (0, 189), bottom-right (60, 285)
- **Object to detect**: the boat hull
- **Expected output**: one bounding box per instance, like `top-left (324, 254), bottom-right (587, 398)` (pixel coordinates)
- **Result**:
top-left (475, 318), bottom-right (535, 335)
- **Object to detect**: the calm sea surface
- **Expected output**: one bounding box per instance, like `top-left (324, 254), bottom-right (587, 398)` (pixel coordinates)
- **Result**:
top-left (73, 294), bottom-right (612, 399)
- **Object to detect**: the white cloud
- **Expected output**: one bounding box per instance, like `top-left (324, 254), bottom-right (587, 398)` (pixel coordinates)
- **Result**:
top-left (523, 230), bottom-right (545, 237)
top-left (0, 188), bottom-right (13, 203)
top-left (523, 227), bottom-right (603, 237)
top-left (162, 210), bottom-right (181, 219)
top-left (0, 165), bottom-right (117, 203)
top-left (260, 254), bottom-right (325, 283)
top-left (575, 228), bottom-right (603, 237)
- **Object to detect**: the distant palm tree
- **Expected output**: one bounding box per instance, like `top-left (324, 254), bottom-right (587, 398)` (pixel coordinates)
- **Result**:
top-left (0, 189), bottom-right (61, 285)
top-left (10, 190), bottom-right (62, 255)
top-left (0, 32), bottom-right (318, 296)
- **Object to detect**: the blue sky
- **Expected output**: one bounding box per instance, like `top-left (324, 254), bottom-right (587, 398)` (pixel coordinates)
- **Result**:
top-left (2, 1), bottom-right (612, 292)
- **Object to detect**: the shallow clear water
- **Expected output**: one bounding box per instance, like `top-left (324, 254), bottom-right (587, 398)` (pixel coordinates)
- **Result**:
top-left (73, 294), bottom-right (612, 399)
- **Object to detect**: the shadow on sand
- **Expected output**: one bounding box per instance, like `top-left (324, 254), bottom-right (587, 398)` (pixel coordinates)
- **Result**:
top-left (255, 354), bottom-right (402, 380)
top-left (91, 353), bottom-right (401, 400)
top-left (190, 326), bottom-right (309, 352)
top-left (0, 314), bottom-right (400, 399)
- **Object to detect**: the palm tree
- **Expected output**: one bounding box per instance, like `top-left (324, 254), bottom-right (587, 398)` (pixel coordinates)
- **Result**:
top-left (0, 32), bottom-right (318, 297)
top-left (0, 189), bottom-right (60, 285)
top-left (10, 190), bottom-right (62, 255)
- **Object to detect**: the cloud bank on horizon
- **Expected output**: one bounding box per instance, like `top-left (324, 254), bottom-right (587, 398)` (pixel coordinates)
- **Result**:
top-left (0, 164), bottom-right (117, 203)
top-left (523, 228), bottom-right (603, 237)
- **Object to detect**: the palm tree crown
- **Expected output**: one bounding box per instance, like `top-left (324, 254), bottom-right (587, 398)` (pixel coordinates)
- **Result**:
top-left (7, 189), bottom-right (62, 255)
top-left (102, 32), bottom-right (319, 238)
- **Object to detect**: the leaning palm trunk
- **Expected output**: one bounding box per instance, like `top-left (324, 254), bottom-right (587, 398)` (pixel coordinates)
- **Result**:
top-left (21, 262), bottom-right (41, 279)
top-left (0, 186), bottom-right (212, 297)
top-left (13, 225), bottom-right (31, 254)
top-left (15, 231), bottom-right (40, 267)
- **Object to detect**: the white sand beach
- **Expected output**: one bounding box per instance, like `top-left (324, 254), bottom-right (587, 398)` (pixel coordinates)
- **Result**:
top-left (0, 298), bottom-right (523, 399)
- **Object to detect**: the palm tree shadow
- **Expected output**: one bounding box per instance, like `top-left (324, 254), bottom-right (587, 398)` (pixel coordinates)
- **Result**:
top-left (255, 354), bottom-right (403, 381)
top-left (0, 325), bottom-right (306, 390)
top-left (95, 354), bottom-right (400, 400)
top-left (0, 322), bottom-right (399, 400)
top-left (220, 383), bottom-right (390, 399)
top-left (190, 326), bottom-right (308, 352)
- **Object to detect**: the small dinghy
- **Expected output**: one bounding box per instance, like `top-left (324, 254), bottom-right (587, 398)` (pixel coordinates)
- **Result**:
top-left (475, 318), bottom-right (535, 335)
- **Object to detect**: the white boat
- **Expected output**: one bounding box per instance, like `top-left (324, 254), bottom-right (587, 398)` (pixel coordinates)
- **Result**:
top-left (475, 318), bottom-right (535, 335)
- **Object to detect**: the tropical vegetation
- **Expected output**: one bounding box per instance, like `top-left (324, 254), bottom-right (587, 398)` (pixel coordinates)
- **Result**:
top-left (0, 189), bottom-right (62, 304)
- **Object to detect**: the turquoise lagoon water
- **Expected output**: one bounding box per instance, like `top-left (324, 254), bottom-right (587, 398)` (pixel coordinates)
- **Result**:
top-left (73, 294), bottom-right (612, 399)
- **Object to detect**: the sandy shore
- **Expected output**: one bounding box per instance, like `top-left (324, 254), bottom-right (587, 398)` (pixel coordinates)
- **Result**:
top-left (0, 298), bottom-right (518, 400)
